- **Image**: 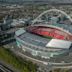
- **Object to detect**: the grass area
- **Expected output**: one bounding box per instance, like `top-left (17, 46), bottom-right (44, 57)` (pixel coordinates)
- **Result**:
top-left (37, 34), bottom-right (53, 39)
top-left (0, 47), bottom-right (37, 72)
top-left (43, 36), bottom-right (53, 39)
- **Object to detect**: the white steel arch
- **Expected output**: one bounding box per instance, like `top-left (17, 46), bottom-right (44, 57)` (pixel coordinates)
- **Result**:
top-left (32, 9), bottom-right (72, 24)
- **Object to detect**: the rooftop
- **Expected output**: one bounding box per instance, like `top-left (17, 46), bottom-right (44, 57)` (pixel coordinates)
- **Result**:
top-left (46, 39), bottom-right (72, 49)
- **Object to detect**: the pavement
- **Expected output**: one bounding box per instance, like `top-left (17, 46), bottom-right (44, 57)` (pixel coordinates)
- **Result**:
top-left (0, 63), bottom-right (13, 72)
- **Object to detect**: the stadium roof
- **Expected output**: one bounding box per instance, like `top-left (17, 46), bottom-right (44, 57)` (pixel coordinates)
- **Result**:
top-left (46, 39), bottom-right (72, 49)
top-left (15, 28), bottom-right (25, 36)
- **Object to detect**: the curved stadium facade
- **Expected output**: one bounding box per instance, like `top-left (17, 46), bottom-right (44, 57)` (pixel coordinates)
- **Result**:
top-left (15, 22), bottom-right (72, 59)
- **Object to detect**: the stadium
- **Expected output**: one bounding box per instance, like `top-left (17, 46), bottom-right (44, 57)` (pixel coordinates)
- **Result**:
top-left (15, 9), bottom-right (72, 59)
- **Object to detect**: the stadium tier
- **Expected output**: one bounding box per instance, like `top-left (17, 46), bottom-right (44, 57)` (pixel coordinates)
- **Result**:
top-left (15, 23), bottom-right (72, 59)
top-left (26, 24), bottom-right (72, 41)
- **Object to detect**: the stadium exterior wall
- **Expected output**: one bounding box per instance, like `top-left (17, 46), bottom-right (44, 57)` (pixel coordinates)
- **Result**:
top-left (16, 37), bottom-right (67, 58)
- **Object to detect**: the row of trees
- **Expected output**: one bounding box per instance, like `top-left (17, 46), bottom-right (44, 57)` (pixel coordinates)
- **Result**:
top-left (0, 47), bottom-right (37, 72)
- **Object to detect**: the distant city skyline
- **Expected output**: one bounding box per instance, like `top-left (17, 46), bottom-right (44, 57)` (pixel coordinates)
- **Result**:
top-left (0, 0), bottom-right (72, 4)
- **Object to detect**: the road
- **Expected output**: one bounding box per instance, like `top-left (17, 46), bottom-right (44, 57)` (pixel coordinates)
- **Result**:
top-left (11, 49), bottom-right (72, 69)
top-left (0, 63), bottom-right (13, 72)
